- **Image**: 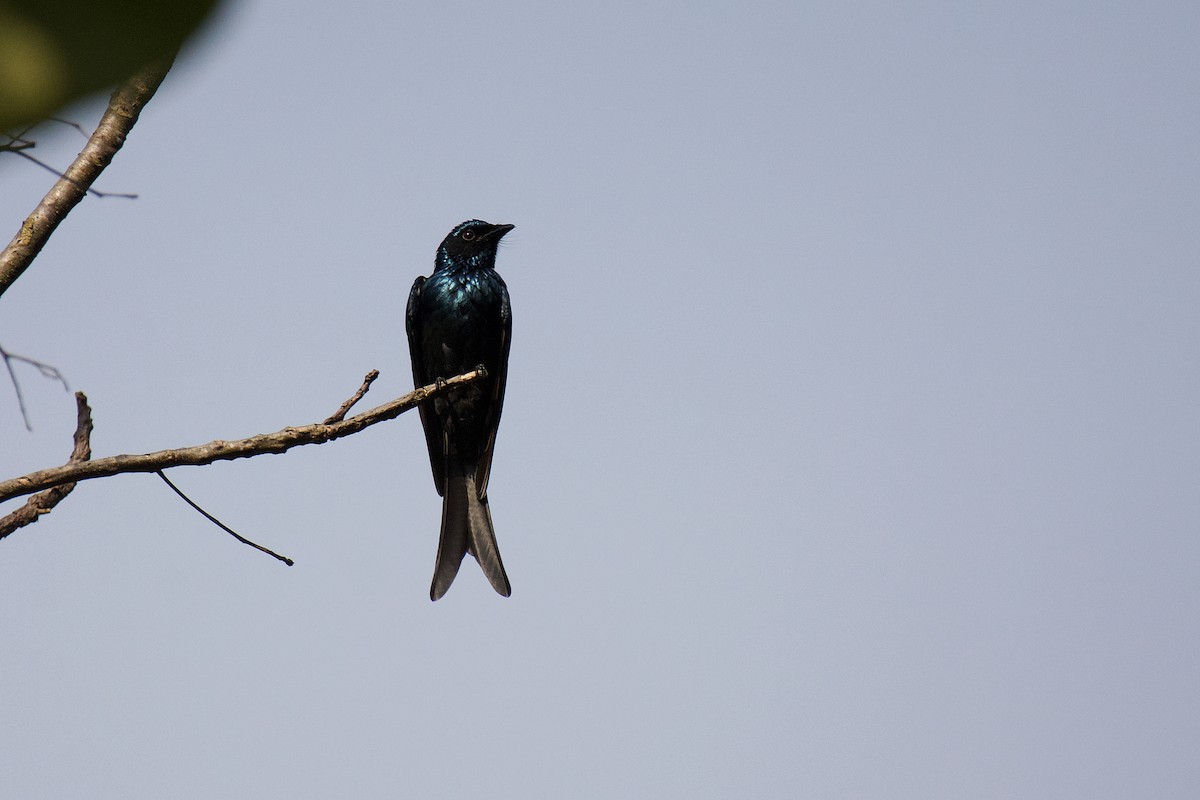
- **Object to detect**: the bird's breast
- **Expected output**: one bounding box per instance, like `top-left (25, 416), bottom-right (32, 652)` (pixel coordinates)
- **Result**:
top-left (428, 270), bottom-right (505, 315)
top-left (420, 270), bottom-right (506, 365)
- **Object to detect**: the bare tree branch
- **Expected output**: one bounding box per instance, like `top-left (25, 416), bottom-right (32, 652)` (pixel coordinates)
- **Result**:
top-left (0, 392), bottom-right (93, 539)
top-left (0, 58), bottom-right (174, 300)
top-left (10, 148), bottom-right (139, 199)
top-left (324, 369), bottom-right (379, 424)
top-left (0, 367), bottom-right (486, 506)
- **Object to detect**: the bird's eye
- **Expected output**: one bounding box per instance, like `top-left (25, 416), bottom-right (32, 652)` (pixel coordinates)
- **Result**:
top-left (461, 229), bottom-right (476, 241)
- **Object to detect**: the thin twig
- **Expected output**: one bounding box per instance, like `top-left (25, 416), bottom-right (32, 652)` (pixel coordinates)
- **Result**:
top-left (2, 120), bottom-right (137, 196)
top-left (12, 150), bottom-right (138, 199)
top-left (47, 118), bottom-right (91, 138)
top-left (2, 351), bottom-right (28, 431)
top-left (0, 392), bottom-right (93, 539)
top-left (2, 129), bottom-right (136, 195)
top-left (324, 369), bottom-right (379, 424)
top-left (156, 470), bottom-right (293, 566)
top-left (2, 122), bottom-right (38, 148)
top-left (0, 366), bottom-right (487, 504)
top-left (0, 57), bottom-right (175, 300)
top-left (0, 139), bottom-right (35, 154)
top-left (0, 343), bottom-right (69, 431)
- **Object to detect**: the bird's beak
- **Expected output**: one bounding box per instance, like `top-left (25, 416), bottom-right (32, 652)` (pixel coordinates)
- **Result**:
top-left (484, 223), bottom-right (515, 242)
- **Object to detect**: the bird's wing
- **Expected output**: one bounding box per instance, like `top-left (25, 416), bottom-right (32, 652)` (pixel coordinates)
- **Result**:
top-left (474, 287), bottom-right (511, 499)
top-left (406, 275), bottom-right (446, 496)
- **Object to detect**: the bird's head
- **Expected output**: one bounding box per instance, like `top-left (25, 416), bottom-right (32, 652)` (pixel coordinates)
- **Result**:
top-left (436, 219), bottom-right (515, 272)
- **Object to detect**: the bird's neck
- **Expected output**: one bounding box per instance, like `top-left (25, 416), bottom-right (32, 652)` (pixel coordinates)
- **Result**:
top-left (436, 252), bottom-right (495, 276)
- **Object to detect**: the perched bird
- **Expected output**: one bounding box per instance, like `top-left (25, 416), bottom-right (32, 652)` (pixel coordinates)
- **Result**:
top-left (406, 220), bottom-right (515, 600)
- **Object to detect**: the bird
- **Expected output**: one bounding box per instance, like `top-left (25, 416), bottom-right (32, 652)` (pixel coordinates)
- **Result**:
top-left (406, 220), bottom-right (515, 600)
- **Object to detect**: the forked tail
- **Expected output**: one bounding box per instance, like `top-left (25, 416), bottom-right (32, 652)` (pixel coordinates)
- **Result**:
top-left (430, 470), bottom-right (511, 600)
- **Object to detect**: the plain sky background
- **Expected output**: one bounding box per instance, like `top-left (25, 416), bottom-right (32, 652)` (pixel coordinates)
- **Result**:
top-left (2, 2), bottom-right (1199, 797)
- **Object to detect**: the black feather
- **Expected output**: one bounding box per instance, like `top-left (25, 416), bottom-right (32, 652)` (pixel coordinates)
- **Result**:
top-left (407, 220), bottom-right (515, 600)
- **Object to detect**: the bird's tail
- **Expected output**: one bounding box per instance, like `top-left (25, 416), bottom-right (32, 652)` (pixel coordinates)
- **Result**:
top-left (430, 468), bottom-right (511, 601)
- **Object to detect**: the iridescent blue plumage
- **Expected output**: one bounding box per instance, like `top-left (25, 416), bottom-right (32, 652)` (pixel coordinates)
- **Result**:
top-left (406, 220), bottom-right (514, 600)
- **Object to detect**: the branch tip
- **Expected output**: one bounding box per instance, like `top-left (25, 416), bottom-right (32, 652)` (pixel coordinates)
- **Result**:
top-left (0, 385), bottom-right (93, 539)
top-left (324, 369), bottom-right (380, 424)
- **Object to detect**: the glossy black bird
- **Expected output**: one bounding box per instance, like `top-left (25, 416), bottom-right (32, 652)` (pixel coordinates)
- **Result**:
top-left (406, 220), bottom-right (514, 600)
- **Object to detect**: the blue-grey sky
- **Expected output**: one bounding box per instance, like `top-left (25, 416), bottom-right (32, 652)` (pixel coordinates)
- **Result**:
top-left (3, 2), bottom-right (1199, 797)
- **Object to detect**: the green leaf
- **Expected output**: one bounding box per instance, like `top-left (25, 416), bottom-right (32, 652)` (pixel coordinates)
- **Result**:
top-left (0, 0), bottom-right (221, 131)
